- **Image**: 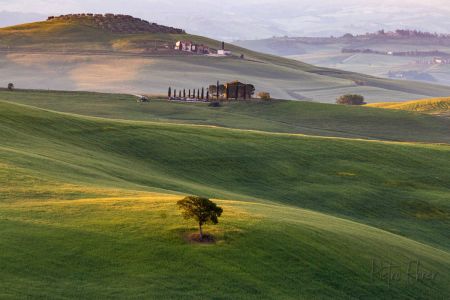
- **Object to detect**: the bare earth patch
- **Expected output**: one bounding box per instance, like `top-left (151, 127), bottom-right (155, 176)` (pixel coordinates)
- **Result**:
top-left (184, 233), bottom-right (216, 244)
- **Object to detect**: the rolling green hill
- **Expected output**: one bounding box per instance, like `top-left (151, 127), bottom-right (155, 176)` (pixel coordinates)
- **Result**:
top-left (1, 89), bottom-right (449, 144)
top-left (1, 99), bottom-right (450, 298)
top-left (3, 17), bottom-right (450, 102)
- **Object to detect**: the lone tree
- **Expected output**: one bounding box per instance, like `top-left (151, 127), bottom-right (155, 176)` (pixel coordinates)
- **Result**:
top-left (7, 83), bottom-right (14, 91)
top-left (177, 196), bottom-right (223, 241)
top-left (336, 94), bottom-right (366, 105)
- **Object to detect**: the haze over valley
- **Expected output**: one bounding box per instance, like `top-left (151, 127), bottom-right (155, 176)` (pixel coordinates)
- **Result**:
top-left (1, 2), bottom-right (449, 299)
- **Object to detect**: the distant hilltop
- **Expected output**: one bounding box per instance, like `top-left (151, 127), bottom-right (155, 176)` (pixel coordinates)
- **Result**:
top-left (47, 14), bottom-right (185, 34)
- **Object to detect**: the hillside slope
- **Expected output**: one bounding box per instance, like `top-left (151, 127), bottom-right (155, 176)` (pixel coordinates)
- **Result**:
top-left (368, 97), bottom-right (450, 116)
top-left (235, 35), bottom-right (450, 87)
top-left (1, 89), bottom-right (449, 144)
top-left (1, 100), bottom-right (450, 298)
top-left (2, 16), bottom-right (450, 102)
top-left (1, 100), bottom-right (449, 249)
top-left (1, 189), bottom-right (449, 299)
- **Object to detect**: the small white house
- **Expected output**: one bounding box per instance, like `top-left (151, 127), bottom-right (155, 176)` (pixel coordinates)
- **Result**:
top-left (218, 49), bottom-right (232, 56)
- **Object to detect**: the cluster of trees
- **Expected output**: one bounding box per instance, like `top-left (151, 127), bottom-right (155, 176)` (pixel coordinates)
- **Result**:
top-left (336, 94), bottom-right (366, 105)
top-left (392, 29), bottom-right (450, 39)
top-left (169, 82), bottom-right (258, 102)
top-left (342, 29), bottom-right (450, 40)
top-left (48, 14), bottom-right (185, 34)
top-left (208, 82), bottom-right (255, 100)
top-left (342, 48), bottom-right (450, 58)
top-left (168, 82), bottom-right (262, 102)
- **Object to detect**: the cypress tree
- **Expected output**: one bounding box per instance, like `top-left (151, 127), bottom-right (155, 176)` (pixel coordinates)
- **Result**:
top-left (183, 89), bottom-right (186, 98)
top-left (193, 89), bottom-right (196, 98)
top-left (201, 87), bottom-right (205, 99)
top-left (168, 87), bottom-right (172, 98)
top-left (174, 89), bottom-right (177, 98)
top-left (189, 89), bottom-right (191, 98)
top-left (217, 81), bottom-right (220, 100)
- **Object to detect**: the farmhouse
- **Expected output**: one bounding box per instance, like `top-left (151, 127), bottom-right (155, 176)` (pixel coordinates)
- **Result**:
top-left (225, 81), bottom-right (254, 99)
top-left (208, 81), bottom-right (255, 100)
top-left (175, 41), bottom-right (210, 54)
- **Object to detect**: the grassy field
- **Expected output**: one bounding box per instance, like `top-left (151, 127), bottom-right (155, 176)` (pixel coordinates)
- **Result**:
top-left (1, 89), bottom-right (450, 144)
top-left (1, 99), bottom-right (450, 298)
top-left (2, 19), bottom-right (450, 102)
top-left (368, 97), bottom-right (450, 116)
top-left (2, 190), bottom-right (450, 299)
top-left (1, 91), bottom-right (450, 298)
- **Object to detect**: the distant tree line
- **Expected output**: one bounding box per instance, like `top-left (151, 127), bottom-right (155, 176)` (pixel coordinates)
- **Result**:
top-left (342, 48), bottom-right (450, 57)
top-left (342, 29), bottom-right (450, 40)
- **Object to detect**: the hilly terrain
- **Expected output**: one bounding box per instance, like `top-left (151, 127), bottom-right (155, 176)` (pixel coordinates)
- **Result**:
top-left (3, 16), bottom-right (450, 103)
top-left (235, 30), bottom-right (450, 87)
top-left (1, 89), bottom-right (449, 144)
top-left (1, 14), bottom-right (450, 298)
top-left (1, 92), bottom-right (449, 298)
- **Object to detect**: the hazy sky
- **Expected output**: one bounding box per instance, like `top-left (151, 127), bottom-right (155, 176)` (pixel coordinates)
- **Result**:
top-left (1, 0), bottom-right (450, 40)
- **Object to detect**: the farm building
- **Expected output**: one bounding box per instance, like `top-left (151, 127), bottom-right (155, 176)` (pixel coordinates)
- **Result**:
top-left (218, 49), bottom-right (232, 56)
top-left (217, 41), bottom-right (232, 56)
top-left (175, 41), bottom-right (210, 54)
top-left (225, 81), bottom-right (254, 99)
top-left (209, 81), bottom-right (255, 100)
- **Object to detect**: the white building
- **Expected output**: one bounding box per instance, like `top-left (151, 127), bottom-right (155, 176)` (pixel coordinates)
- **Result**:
top-left (217, 49), bottom-right (232, 56)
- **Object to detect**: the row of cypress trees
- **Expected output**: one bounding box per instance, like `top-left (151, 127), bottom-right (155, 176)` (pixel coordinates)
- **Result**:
top-left (168, 81), bottom-right (250, 101)
top-left (168, 87), bottom-right (209, 100)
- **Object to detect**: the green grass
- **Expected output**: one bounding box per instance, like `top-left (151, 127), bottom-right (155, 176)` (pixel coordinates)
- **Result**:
top-left (1, 100), bottom-right (449, 246)
top-left (1, 100), bottom-right (450, 298)
top-left (1, 89), bottom-right (449, 143)
top-left (1, 193), bottom-right (449, 299)
top-left (1, 98), bottom-right (450, 298)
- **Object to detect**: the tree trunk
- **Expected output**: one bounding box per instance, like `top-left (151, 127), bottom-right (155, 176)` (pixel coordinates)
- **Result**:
top-left (199, 223), bottom-right (203, 241)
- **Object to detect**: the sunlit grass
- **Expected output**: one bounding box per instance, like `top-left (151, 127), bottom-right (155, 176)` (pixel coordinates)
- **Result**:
top-left (0, 98), bottom-right (449, 298)
top-left (368, 97), bottom-right (450, 115)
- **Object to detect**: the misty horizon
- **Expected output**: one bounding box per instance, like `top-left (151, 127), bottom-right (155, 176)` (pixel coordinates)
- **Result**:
top-left (1, 1), bottom-right (450, 40)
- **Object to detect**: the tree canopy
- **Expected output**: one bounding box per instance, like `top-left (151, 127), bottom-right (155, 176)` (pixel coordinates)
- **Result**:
top-left (336, 94), bottom-right (366, 105)
top-left (177, 196), bottom-right (223, 240)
